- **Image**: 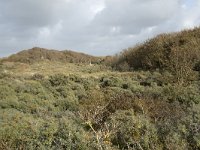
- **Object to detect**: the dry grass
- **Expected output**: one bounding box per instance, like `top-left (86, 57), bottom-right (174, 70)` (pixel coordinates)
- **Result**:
top-left (1, 60), bottom-right (114, 78)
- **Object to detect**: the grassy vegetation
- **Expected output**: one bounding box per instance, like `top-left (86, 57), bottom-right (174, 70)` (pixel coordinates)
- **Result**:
top-left (0, 27), bottom-right (200, 149)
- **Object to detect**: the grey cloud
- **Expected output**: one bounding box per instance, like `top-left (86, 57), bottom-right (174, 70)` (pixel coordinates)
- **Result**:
top-left (0, 0), bottom-right (60, 27)
top-left (0, 0), bottom-right (199, 57)
top-left (90, 0), bottom-right (181, 34)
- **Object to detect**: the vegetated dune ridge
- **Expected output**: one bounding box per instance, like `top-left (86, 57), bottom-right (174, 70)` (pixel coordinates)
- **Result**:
top-left (0, 27), bottom-right (200, 150)
top-left (2, 47), bottom-right (103, 64)
top-left (113, 27), bottom-right (200, 72)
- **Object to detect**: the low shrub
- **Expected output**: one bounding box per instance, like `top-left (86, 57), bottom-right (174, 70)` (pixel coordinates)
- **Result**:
top-left (107, 110), bottom-right (162, 149)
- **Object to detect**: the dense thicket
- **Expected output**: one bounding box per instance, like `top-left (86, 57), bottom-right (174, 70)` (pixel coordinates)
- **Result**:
top-left (113, 27), bottom-right (200, 74)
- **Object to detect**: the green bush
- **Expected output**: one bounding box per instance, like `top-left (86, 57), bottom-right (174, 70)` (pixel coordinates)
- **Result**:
top-left (107, 110), bottom-right (162, 149)
top-left (0, 83), bottom-right (19, 109)
top-left (100, 76), bottom-right (124, 88)
top-left (163, 84), bottom-right (200, 106)
top-left (52, 112), bottom-right (89, 150)
top-left (49, 74), bottom-right (69, 86)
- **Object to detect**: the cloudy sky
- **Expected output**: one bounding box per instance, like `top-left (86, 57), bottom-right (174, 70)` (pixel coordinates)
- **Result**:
top-left (0, 0), bottom-right (200, 57)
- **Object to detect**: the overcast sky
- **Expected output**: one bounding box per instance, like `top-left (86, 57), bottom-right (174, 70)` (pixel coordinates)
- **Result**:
top-left (0, 0), bottom-right (200, 57)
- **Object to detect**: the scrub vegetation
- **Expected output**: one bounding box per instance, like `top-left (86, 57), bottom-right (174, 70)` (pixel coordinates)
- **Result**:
top-left (0, 27), bottom-right (200, 150)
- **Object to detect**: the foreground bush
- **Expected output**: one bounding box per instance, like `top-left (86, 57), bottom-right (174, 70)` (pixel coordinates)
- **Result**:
top-left (0, 70), bottom-right (199, 149)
